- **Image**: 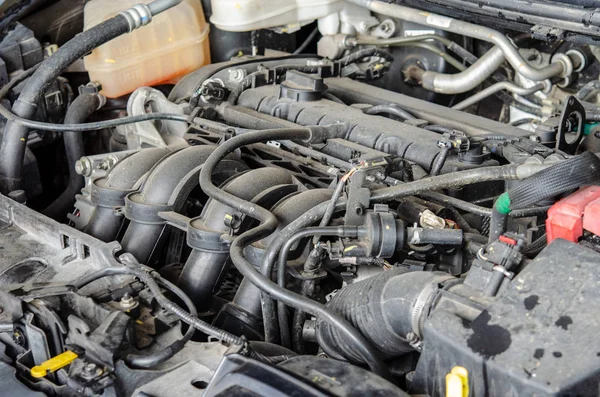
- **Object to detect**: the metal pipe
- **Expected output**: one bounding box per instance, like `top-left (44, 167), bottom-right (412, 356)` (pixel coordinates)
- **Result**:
top-left (348, 0), bottom-right (568, 81)
top-left (419, 46), bottom-right (506, 94)
top-left (452, 82), bottom-right (545, 110)
top-left (147, 0), bottom-right (183, 15)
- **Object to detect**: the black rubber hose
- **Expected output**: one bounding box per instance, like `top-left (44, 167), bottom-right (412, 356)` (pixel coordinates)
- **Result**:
top-left (419, 192), bottom-right (491, 217)
top-left (424, 125), bottom-right (455, 134)
top-left (488, 206), bottom-right (508, 243)
top-left (73, 266), bottom-right (198, 368)
top-left (430, 146), bottom-right (450, 176)
top-left (292, 280), bottom-right (316, 353)
top-left (0, 14), bottom-right (131, 193)
top-left (125, 275), bottom-right (197, 369)
top-left (366, 105), bottom-right (416, 121)
top-left (43, 93), bottom-right (103, 220)
top-left (312, 174), bottom-right (349, 245)
top-left (277, 227), bottom-right (358, 348)
top-left (198, 127), bottom-right (391, 378)
top-left (259, 165), bottom-right (521, 334)
top-left (370, 165), bottom-right (519, 202)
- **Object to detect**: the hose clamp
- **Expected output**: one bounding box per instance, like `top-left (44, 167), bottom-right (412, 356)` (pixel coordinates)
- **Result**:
top-left (120, 4), bottom-right (152, 32)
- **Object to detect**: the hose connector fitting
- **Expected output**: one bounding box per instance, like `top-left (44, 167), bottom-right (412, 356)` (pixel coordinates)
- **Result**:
top-left (120, 4), bottom-right (153, 32)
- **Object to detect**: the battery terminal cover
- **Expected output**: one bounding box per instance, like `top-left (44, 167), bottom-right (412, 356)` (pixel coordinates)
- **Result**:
top-left (546, 185), bottom-right (600, 243)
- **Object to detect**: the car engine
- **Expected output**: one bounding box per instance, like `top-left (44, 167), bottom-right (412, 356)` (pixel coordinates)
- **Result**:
top-left (2, 0), bottom-right (600, 395)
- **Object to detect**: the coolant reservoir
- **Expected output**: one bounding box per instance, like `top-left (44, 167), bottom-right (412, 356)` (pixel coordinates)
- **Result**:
top-left (83, 0), bottom-right (210, 98)
top-left (210, 0), bottom-right (344, 32)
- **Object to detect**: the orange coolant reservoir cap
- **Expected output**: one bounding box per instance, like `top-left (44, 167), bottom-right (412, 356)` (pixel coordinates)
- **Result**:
top-left (83, 0), bottom-right (211, 98)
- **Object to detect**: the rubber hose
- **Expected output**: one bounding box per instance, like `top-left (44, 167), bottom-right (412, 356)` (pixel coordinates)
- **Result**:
top-left (277, 227), bottom-right (358, 348)
top-left (125, 276), bottom-right (197, 369)
top-left (198, 127), bottom-right (391, 378)
top-left (0, 15), bottom-right (130, 193)
top-left (366, 105), bottom-right (416, 121)
top-left (488, 206), bottom-right (508, 243)
top-left (260, 165), bottom-right (521, 335)
top-left (43, 93), bottom-right (103, 220)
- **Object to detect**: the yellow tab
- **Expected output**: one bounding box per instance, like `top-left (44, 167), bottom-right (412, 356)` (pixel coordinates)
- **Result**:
top-left (446, 366), bottom-right (469, 397)
top-left (30, 350), bottom-right (78, 378)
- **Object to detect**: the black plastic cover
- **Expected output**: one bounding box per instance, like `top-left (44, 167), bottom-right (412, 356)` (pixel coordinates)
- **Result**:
top-left (412, 239), bottom-right (600, 396)
top-left (204, 354), bottom-right (409, 397)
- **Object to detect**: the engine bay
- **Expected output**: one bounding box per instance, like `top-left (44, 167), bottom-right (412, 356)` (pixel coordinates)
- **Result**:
top-left (1, 0), bottom-right (600, 396)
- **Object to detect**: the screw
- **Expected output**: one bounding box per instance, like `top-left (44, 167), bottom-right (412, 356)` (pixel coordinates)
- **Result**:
top-left (228, 69), bottom-right (246, 83)
top-left (75, 158), bottom-right (93, 176)
top-left (354, 203), bottom-right (364, 216)
top-left (12, 330), bottom-right (26, 347)
top-left (81, 363), bottom-right (102, 380)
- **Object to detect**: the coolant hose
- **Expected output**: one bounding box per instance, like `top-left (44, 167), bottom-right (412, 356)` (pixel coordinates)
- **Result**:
top-left (198, 127), bottom-right (392, 378)
top-left (0, 0), bottom-right (183, 194)
top-left (43, 92), bottom-right (104, 220)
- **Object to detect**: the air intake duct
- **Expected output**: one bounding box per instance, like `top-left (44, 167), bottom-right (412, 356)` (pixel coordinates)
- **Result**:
top-left (316, 268), bottom-right (455, 363)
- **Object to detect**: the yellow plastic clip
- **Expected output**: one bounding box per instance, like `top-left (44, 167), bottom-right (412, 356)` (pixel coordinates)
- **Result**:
top-left (446, 366), bottom-right (469, 397)
top-left (30, 350), bottom-right (78, 378)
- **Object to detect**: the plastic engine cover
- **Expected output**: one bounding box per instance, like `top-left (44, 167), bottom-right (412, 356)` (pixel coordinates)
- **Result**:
top-left (411, 239), bottom-right (600, 396)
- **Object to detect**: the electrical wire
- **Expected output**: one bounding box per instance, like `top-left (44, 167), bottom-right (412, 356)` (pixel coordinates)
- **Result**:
top-left (293, 27), bottom-right (320, 55)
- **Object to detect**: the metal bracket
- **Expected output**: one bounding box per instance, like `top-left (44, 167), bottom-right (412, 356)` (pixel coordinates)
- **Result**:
top-left (556, 95), bottom-right (586, 154)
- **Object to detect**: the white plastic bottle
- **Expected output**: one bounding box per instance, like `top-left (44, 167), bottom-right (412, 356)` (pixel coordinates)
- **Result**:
top-left (210, 0), bottom-right (344, 32)
top-left (84, 0), bottom-right (211, 98)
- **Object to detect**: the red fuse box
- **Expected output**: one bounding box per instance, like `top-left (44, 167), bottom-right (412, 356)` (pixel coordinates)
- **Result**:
top-left (584, 197), bottom-right (600, 236)
top-left (546, 186), bottom-right (600, 243)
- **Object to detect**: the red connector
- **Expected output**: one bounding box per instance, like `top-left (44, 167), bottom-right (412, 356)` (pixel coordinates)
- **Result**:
top-left (546, 186), bottom-right (600, 243)
top-left (583, 197), bottom-right (600, 237)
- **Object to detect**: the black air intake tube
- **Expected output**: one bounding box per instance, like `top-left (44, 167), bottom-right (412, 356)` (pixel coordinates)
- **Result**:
top-left (85, 147), bottom-right (171, 242)
top-left (120, 145), bottom-right (246, 264)
top-left (316, 268), bottom-right (455, 363)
